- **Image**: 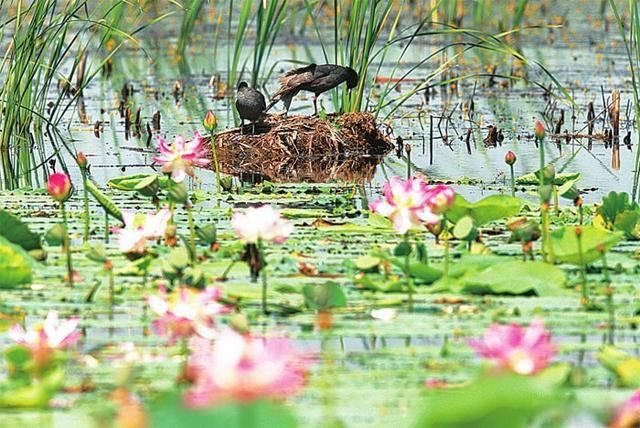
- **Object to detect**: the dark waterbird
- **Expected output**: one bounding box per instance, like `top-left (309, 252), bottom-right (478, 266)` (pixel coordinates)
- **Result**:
top-left (235, 81), bottom-right (267, 134)
top-left (267, 64), bottom-right (359, 115)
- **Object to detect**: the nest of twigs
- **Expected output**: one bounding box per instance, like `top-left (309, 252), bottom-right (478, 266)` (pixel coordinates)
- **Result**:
top-left (205, 112), bottom-right (393, 183)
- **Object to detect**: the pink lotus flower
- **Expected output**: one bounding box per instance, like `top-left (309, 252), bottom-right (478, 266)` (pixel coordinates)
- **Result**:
top-left (467, 318), bottom-right (556, 375)
top-left (118, 209), bottom-right (171, 254)
top-left (46, 173), bottom-right (72, 202)
top-left (369, 177), bottom-right (441, 234)
top-left (610, 390), bottom-right (640, 428)
top-left (184, 329), bottom-right (309, 407)
top-left (153, 132), bottom-right (210, 183)
top-left (425, 184), bottom-right (455, 214)
top-left (232, 205), bottom-right (293, 244)
top-left (8, 311), bottom-right (80, 365)
top-left (147, 286), bottom-right (229, 343)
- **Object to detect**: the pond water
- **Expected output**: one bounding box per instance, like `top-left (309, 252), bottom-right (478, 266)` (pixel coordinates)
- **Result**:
top-left (4, 1), bottom-right (640, 427)
top-left (26, 0), bottom-right (633, 205)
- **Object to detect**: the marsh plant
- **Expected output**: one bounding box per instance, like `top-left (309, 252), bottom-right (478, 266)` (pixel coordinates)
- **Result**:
top-left (609, 0), bottom-right (640, 201)
top-left (0, 0), bottom-right (143, 190)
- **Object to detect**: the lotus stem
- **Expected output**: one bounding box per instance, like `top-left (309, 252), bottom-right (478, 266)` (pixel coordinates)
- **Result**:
top-left (576, 227), bottom-right (589, 308)
top-left (105, 260), bottom-right (114, 306)
top-left (405, 144), bottom-right (411, 179)
top-left (541, 203), bottom-right (554, 263)
top-left (404, 233), bottom-right (414, 313)
top-left (210, 131), bottom-right (221, 195)
top-left (186, 202), bottom-right (197, 265)
top-left (537, 131), bottom-right (548, 263)
top-left (60, 202), bottom-right (74, 288)
top-left (81, 170), bottom-right (90, 243)
top-left (168, 180), bottom-right (175, 225)
top-left (443, 220), bottom-right (450, 280)
top-left (104, 209), bottom-right (109, 243)
top-left (600, 247), bottom-right (614, 344)
top-left (220, 258), bottom-right (237, 281)
top-left (258, 240), bottom-right (268, 315)
top-left (509, 164), bottom-right (515, 197)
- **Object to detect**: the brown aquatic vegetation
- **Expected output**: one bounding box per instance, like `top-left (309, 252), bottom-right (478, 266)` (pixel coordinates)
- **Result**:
top-left (204, 113), bottom-right (393, 183)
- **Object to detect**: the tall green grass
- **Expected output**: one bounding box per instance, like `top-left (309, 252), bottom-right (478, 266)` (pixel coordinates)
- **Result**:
top-left (609, 0), bottom-right (640, 200)
top-left (251, 0), bottom-right (288, 87)
top-left (226, 0), bottom-right (289, 124)
top-left (177, 0), bottom-right (206, 69)
top-left (0, 0), bottom-right (82, 189)
top-left (303, 0), bottom-right (562, 118)
top-left (0, 0), bottom-right (170, 190)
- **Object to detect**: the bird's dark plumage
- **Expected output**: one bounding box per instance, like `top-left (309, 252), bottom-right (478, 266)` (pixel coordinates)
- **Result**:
top-left (267, 64), bottom-right (359, 115)
top-left (235, 81), bottom-right (266, 134)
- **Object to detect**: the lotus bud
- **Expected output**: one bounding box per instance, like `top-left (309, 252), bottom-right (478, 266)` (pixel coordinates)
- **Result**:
top-left (203, 110), bottom-right (217, 133)
top-left (426, 221), bottom-right (443, 237)
top-left (504, 150), bottom-right (517, 166)
top-left (77, 152), bottom-right (88, 169)
top-left (534, 119), bottom-right (545, 140)
top-left (46, 173), bottom-right (72, 202)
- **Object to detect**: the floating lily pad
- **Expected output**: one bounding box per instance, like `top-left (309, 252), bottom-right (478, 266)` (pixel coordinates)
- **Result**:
top-left (551, 226), bottom-right (623, 265)
top-left (433, 260), bottom-right (566, 296)
top-left (0, 236), bottom-right (34, 288)
top-left (108, 173), bottom-right (170, 191)
top-left (414, 373), bottom-right (564, 427)
top-left (150, 390), bottom-right (297, 428)
top-left (516, 171), bottom-right (581, 186)
top-left (446, 194), bottom-right (523, 226)
top-left (302, 282), bottom-right (347, 310)
top-left (0, 210), bottom-right (41, 251)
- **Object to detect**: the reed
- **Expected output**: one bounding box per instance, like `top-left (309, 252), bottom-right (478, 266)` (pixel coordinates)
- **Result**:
top-left (609, 0), bottom-right (640, 201)
top-left (226, 0), bottom-right (289, 124)
top-left (0, 0), bottom-right (78, 189)
top-left (177, 0), bottom-right (206, 67)
top-left (0, 0), bottom-right (169, 190)
top-left (301, 1), bottom-right (564, 118)
top-left (251, 0), bottom-right (288, 87)
top-left (227, 0), bottom-right (252, 94)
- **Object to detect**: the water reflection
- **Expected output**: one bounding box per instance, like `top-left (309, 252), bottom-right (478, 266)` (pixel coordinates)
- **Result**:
top-left (219, 153), bottom-right (387, 184)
